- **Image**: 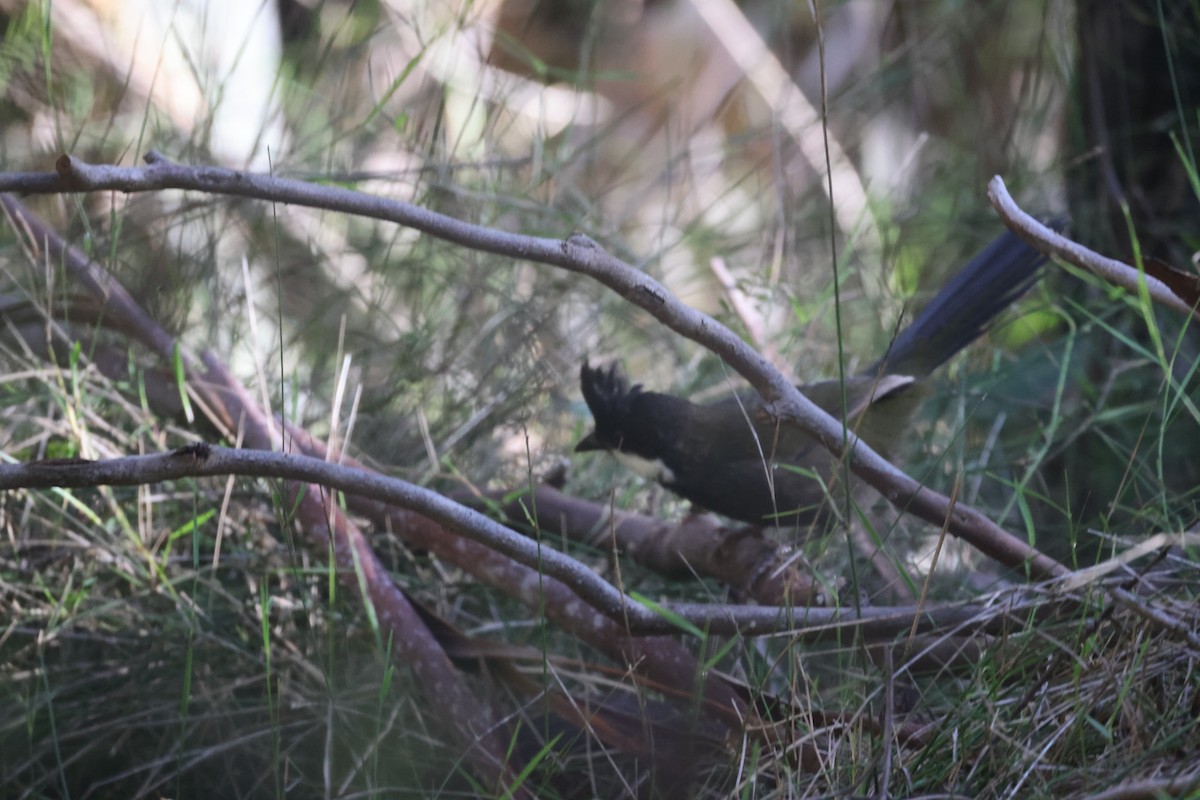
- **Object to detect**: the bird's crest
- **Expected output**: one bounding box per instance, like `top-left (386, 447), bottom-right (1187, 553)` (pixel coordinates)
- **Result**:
top-left (577, 360), bottom-right (641, 451)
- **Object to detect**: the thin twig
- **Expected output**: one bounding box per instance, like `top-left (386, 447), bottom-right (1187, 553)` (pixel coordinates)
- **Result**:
top-left (989, 176), bottom-right (1198, 318)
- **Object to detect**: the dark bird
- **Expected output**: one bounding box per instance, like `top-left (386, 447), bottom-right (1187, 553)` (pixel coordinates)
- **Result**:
top-left (575, 226), bottom-right (1056, 527)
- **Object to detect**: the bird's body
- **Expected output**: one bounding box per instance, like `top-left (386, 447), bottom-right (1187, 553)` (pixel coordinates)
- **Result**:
top-left (576, 226), bottom-right (1056, 527)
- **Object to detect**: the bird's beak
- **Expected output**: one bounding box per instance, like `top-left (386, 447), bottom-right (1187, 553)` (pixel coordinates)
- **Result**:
top-left (574, 432), bottom-right (602, 453)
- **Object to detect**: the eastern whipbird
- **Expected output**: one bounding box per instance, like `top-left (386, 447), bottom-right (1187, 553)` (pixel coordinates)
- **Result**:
top-left (575, 225), bottom-right (1057, 527)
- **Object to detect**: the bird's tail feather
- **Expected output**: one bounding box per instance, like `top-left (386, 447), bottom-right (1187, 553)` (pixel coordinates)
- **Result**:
top-left (872, 220), bottom-right (1063, 376)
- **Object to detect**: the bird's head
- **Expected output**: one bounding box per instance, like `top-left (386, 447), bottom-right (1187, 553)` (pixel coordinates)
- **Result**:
top-left (576, 360), bottom-right (679, 482)
top-left (575, 360), bottom-right (640, 454)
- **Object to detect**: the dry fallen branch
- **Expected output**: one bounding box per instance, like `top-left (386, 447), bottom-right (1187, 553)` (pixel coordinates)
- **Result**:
top-left (476, 484), bottom-right (835, 606)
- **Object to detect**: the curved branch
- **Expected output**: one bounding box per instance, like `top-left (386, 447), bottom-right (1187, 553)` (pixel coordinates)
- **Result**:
top-left (989, 176), bottom-right (1199, 319)
top-left (0, 153), bottom-right (1069, 579)
top-left (0, 445), bottom-right (1075, 639)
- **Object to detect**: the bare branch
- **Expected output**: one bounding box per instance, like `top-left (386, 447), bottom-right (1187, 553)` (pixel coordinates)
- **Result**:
top-left (1, 444), bottom-right (1075, 639)
top-left (0, 443), bottom-right (651, 624)
top-left (989, 175), bottom-right (1200, 319)
top-left (0, 154), bottom-right (1069, 579)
